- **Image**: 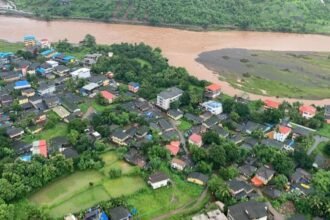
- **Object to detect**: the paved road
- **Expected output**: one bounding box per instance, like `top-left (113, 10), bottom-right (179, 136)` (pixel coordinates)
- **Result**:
top-left (152, 188), bottom-right (208, 220)
top-left (308, 135), bottom-right (329, 155)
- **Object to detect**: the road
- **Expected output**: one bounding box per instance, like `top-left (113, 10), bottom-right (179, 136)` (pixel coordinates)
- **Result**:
top-left (152, 188), bottom-right (209, 220)
top-left (169, 118), bottom-right (189, 154)
top-left (308, 135), bottom-right (329, 155)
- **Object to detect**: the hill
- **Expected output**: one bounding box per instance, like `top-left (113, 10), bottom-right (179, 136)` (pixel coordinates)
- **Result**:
top-left (12, 0), bottom-right (330, 34)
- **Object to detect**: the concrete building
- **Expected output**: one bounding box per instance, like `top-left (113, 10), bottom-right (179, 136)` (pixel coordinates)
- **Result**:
top-left (156, 87), bottom-right (183, 110)
top-left (201, 101), bottom-right (223, 115)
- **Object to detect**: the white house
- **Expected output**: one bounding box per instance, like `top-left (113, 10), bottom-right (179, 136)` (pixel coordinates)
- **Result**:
top-left (148, 172), bottom-right (170, 189)
top-left (201, 100), bottom-right (223, 115)
top-left (156, 87), bottom-right (183, 110)
top-left (46, 60), bottom-right (59, 68)
top-left (70, 68), bottom-right (91, 79)
top-left (171, 158), bottom-right (186, 171)
top-left (273, 125), bottom-right (292, 142)
top-left (38, 83), bottom-right (56, 96)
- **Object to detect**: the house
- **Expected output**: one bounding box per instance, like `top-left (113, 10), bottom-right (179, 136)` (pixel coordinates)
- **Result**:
top-left (227, 179), bottom-right (253, 199)
top-left (61, 148), bottom-right (79, 159)
top-left (201, 101), bottom-right (223, 115)
top-left (158, 118), bottom-right (174, 132)
top-left (14, 80), bottom-right (31, 90)
top-left (124, 149), bottom-right (146, 168)
top-left (17, 96), bottom-right (28, 105)
top-left (81, 83), bottom-right (99, 96)
top-left (2, 71), bottom-right (21, 82)
top-left (238, 164), bottom-right (257, 178)
top-left (53, 53), bottom-right (76, 64)
top-left (263, 99), bottom-right (280, 109)
top-left (111, 130), bottom-right (130, 146)
top-left (166, 141), bottom-right (180, 156)
top-left (313, 154), bottom-right (330, 169)
top-left (135, 126), bottom-right (149, 139)
top-left (128, 82), bottom-right (140, 93)
top-left (167, 109), bottom-right (183, 120)
top-left (6, 127), bottom-right (24, 139)
top-left (27, 62), bottom-right (40, 75)
top-left (52, 106), bottom-right (70, 119)
top-left (187, 172), bottom-right (208, 186)
top-left (171, 158), bottom-right (186, 171)
top-left (156, 87), bottom-right (183, 110)
top-left (240, 137), bottom-right (258, 150)
top-left (11, 141), bottom-right (32, 155)
top-left (36, 62), bottom-right (53, 75)
top-left (291, 168), bottom-right (311, 184)
top-left (44, 96), bottom-right (60, 109)
top-left (88, 75), bottom-right (110, 86)
top-left (251, 166), bottom-right (275, 187)
top-left (291, 123), bottom-right (315, 138)
top-left (100, 90), bottom-right (116, 104)
top-left (202, 115), bottom-right (221, 129)
top-left (13, 59), bottom-right (31, 75)
top-left (205, 83), bottom-right (221, 98)
top-left (227, 201), bottom-right (268, 220)
top-left (184, 113), bottom-right (202, 125)
top-left (38, 82), bottom-right (56, 96)
top-left (273, 125), bottom-right (292, 142)
top-left (21, 88), bottom-right (35, 97)
top-left (46, 60), bottom-right (59, 68)
top-left (109, 206), bottom-right (131, 220)
top-left (324, 105), bottom-right (330, 124)
top-left (192, 209), bottom-right (227, 220)
top-left (148, 172), bottom-right (170, 189)
top-left (31, 140), bottom-right (48, 157)
top-left (54, 65), bottom-right (70, 76)
top-left (83, 53), bottom-right (102, 66)
top-left (84, 208), bottom-right (108, 220)
top-left (35, 113), bottom-right (47, 124)
top-left (263, 186), bottom-right (282, 199)
top-left (29, 95), bottom-right (43, 109)
top-left (70, 68), bottom-right (91, 79)
top-left (188, 133), bottom-right (203, 147)
top-left (299, 105), bottom-right (316, 119)
top-left (41, 49), bottom-right (57, 58)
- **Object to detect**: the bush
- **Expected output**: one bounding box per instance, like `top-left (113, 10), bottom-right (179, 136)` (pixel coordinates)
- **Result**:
top-left (109, 168), bottom-right (122, 179)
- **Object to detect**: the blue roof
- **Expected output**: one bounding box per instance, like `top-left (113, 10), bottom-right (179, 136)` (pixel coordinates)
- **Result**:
top-left (99, 212), bottom-right (108, 220)
top-left (63, 55), bottom-right (75, 60)
top-left (129, 82), bottom-right (140, 87)
top-left (52, 52), bottom-right (62, 58)
top-left (15, 80), bottom-right (30, 87)
top-left (20, 154), bottom-right (32, 162)
top-left (0, 52), bottom-right (13, 58)
top-left (41, 49), bottom-right (54, 56)
top-left (204, 101), bottom-right (222, 108)
top-left (24, 35), bottom-right (35, 40)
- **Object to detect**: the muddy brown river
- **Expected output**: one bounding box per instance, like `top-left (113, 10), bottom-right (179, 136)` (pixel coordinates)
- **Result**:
top-left (1, 15), bottom-right (330, 105)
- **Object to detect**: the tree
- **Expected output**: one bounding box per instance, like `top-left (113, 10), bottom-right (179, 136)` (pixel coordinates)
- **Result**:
top-left (196, 161), bottom-right (212, 174)
top-left (219, 166), bottom-right (239, 180)
top-left (68, 129), bottom-right (80, 146)
top-left (209, 144), bottom-right (226, 169)
top-left (109, 168), bottom-right (122, 179)
top-left (202, 131), bottom-right (220, 145)
top-left (312, 170), bottom-right (330, 193)
top-left (323, 141), bottom-right (330, 156)
top-left (272, 174), bottom-right (288, 189)
top-left (272, 154), bottom-right (295, 177)
top-left (82, 34), bottom-right (96, 48)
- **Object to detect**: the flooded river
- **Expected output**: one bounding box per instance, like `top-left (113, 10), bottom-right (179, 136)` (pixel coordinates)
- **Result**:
top-left (1, 15), bottom-right (330, 105)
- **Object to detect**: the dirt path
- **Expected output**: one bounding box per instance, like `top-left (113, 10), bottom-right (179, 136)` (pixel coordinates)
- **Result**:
top-left (152, 188), bottom-right (209, 220)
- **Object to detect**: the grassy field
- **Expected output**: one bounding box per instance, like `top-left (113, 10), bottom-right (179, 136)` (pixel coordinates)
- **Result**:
top-left (29, 152), bottom-right (147, 217)
top-left (197, 49), bottom-right (330, 99)
top-left (0, 40), bottom-right (24, 52)
top-left (178, 120), bottom-right (192, 132)
top-left (23, 123), bottom-right (68, 142)
top-left (318, 124), bottom-right (330, 138)
top-left (79, 99), bottom-right (116, 113)
top-left (127, 174), bottom-right (203, 220)
top-left (29, 151), bottom-right (204, 218)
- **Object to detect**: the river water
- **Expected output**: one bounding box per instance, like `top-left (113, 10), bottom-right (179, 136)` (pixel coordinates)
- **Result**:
top-left (1, 15), bottom-right (330, 105)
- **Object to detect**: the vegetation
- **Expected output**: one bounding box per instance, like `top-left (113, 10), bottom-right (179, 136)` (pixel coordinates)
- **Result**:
top-left (13, 0), bottom-right (330, 34)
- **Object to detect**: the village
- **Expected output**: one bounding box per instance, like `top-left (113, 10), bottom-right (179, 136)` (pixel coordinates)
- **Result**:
top-left (0, 35), bottom-right (329, 220)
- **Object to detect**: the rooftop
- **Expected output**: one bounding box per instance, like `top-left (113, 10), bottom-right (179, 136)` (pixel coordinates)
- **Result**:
top-left (158, 87), bottom-right (183, 99)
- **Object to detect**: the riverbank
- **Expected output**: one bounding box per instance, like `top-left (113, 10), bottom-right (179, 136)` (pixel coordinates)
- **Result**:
top-left (1, 15), bottom-right (330, 105)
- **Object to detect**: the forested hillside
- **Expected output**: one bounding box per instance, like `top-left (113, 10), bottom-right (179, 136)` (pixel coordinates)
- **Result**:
top-left (13, 0), bottom-right (330, 33)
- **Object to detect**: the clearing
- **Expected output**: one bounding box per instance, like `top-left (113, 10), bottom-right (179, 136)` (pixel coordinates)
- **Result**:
top-left (196, 49), bottom-right (330, 99)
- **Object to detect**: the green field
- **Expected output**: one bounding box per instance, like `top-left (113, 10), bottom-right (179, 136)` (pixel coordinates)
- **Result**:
top-left (178, 120), bottom-right (192, 132)
top-left (127, 174), bottom-right (203, 220)
top-left (318, 124), bottom-right (330, 138)
top-left (23, 123), bottom-right (68, 142)
top-left (0, 40), bottom-right (24, 52)
top-left (197, 49), bottom-right (330, 99)
top-left (28, 151), bottom-right (204, 218)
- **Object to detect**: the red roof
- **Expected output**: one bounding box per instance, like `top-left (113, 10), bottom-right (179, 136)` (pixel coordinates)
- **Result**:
top-left (39, 140), bottom-right (48, 157)
top-left (206, 84), bottom-right (221, 92)
top-left (278, 126), bottom-right (292, 134)
top-left (264, 99), bottom-right (280, 109)
top-left (251, 176), bottom-right (263, 187)
top-left (299, 105), bottom-right (316, 114)
top-left (166, 141), bottom-right (180, 155)
top-left (189, 133), bottom-right (202, 144)
top-left (100, 91), bottom-right (115, 100)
